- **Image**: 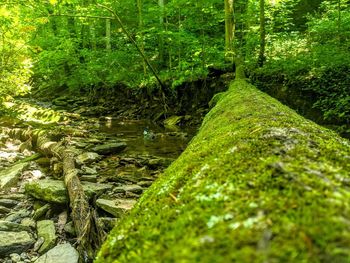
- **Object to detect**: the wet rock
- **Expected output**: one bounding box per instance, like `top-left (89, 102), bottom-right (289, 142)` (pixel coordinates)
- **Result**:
top-left (0, 221), bottom-right (31, 232)
top-left (91, 142), bottom-right (127, 155)
top-left (164, 115), bottom-right (183, 127)
top-left (147, 158), bottom-right (173, 169)
top-left (0, 231), bottom-right (34, 256)
top-left (37, 220), bottom-right (57, 253)
top-left (96, 198), bottom-right (136, 217)
top-left (34, 243), bottom-right (79, 263)
top-left (0, 163), bottom-right (29, 190)
top-left (35, 157), bottom-right (51, 167)
top-left (76, 152), bottom-right (101, 165)
top-left (25, 179), bottom-right (112, 204)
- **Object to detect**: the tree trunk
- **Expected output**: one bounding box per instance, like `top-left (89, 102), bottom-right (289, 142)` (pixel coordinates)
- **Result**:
top-left (106, 18), bottom-right (111, 51)
top-left (224, 0), bottom-right (235, 63)
top-left (258, 0), bottom-right (266, 66)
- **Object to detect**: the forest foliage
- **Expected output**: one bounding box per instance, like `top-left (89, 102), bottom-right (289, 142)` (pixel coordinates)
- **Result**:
top-left (0, 0), bottom-right (349, 127)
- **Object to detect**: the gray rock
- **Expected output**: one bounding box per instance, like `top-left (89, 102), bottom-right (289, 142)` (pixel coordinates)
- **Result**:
top-left (10, 253), bottom-right (21, 262)
top-left (25, 179), bottom-right (112, 204)
top-left (37, 220), bottom-right (57, 253)
top-left (5, 209), bottom-right (31, 223)
top-left (91, 142), bottom-right (127, 155)
top-left (0, 205), bottom-right (11, 213)
top-left (96, 198), bottom-right (136, 217)
top-left (114, 185), bottom-right (143, 194)
top-left (0, 221), bottom-right (31, 232)
top-left (34, 243), bottom-right (79, 263)
top-left (0, 199), bottom-right (20, 208)
top-left (0, 163), bottom-right (29, 190)
top-left (0, 231), bottom-right (34, 256)
top-left (76, 152), bottom-right (100, 165)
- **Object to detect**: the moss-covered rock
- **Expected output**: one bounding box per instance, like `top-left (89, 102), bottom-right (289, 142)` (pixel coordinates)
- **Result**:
top-left (96, 79), bottom-right (350, 263)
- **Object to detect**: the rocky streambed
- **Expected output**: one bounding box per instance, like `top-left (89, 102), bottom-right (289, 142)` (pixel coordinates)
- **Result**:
top-left (0, 101), bottom-right (194, 262)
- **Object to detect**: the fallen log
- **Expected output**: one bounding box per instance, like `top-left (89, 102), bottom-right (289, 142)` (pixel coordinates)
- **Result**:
top-left (96, 69), bottom-right (350, 262)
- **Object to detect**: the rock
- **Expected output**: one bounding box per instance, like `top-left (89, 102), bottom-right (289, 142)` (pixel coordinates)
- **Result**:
top-left (33, 204), bottom-right (50, 220)
top-left (5, 209), bottom-right (31, 223)
top-left (0, 205), bottom-right (11, 213)
top-left (96, 198), bottom-right (136, 217)
top-left (80, 174), bottom-right (97, 183)
top-left (0, 231), bottom-right (34, 256)
top-left (0, 163), bottom-right (29, 190)
top-left (34, 243), bottom-right (79, 263)
top-left (91, 142), bottom-right (127, 155)
top-left (137, 180), bottom-right (153, 187)
top-left (10, 253), bottom-right (21, 262)
top-left (63, 222), bottom-right (76, 236)
top-left (114, 185), bottom-right (143, 194)
top-left (98, 217), bottom-right (118, 231)
top-left (81, 166), bottom-right (97, 175)
top-left (20, 218), bottom-right (36, 229)
top-left (37, 220), bottom-right (57, 253)
top-left (0, 198), bottom-right (20, 208)
top-left (25, 179), bottom-right (112, 204)
top-left (76, 152), bottom-right (101, 165)
top-left (33, 237), bottom-right (44, 252)
top-left (0, 221), bottom-right (31, 232)
top-left (164, 115), bottom-right (183, 127)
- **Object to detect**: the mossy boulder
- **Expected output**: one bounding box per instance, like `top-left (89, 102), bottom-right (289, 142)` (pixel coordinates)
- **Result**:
top-left (96, 79), bottom-right (350, 262)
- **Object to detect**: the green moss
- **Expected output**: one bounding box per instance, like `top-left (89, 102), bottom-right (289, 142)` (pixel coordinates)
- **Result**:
top-left (96, 79), bottom-right (350, 263)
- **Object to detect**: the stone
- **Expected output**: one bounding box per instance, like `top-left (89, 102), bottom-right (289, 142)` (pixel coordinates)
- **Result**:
top-left (0, 221), bottom-right (31, 232)
top-left (76, 152), bottom-right (100, 165)
top-left (37, 220), bottom-right (57, 253)
top-left (63, 222), bottom-right (76, 236)
top-left (10, 253), bottom-right (21, 262)
top-left (98, 217), bottom-right (118, 231)
top-left (0, 163), bottom-right (29, 190)
top-left (114, 185), bottom-right (143, 194)
top-left (25, 179), bottom-right (112, 204)
top-left (20, 218), bottom-right (36, 229)
top-left (91, 142), bottom-right (127, 155)
top-left (0, 205), bottom-right (11, 214)
top-left (33, 204), bottom-right (51, 220)
top-left (5, 209), bottom-right (31, 223)
top-left (34, 243), bottom-right (79, 263)
top-left (163, 115), bottom-right (183, 127)
top-left (96, 198), bottom-right (136, 217)
top-left (0, 231), bottom-right (34, 256)
top-left (81, 166), bottom-right (97, 175)
top-left (0, 198), bottom-right (20, 208)
top-left (80, 174), bottom-right (97, 183)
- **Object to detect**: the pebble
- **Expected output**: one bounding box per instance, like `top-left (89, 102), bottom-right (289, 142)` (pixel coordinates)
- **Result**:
top-left (10, 253), bottom-right (21, 262)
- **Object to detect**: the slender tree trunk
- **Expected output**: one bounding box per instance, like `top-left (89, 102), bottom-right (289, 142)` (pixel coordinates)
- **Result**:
top-left (106, 18), bottom-right (111, 51)
top-left (158, 0), bottom-right (165, 66)
top-left (137, 0), bottom-right (147, 74)
top-left (224, 0), bottom-right (235, 63)
top-left (258, 0), bottom-right (266, 66)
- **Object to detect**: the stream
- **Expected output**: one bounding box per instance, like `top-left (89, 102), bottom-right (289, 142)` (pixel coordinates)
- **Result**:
top-left (0, 102), bottom-right (195, 262)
